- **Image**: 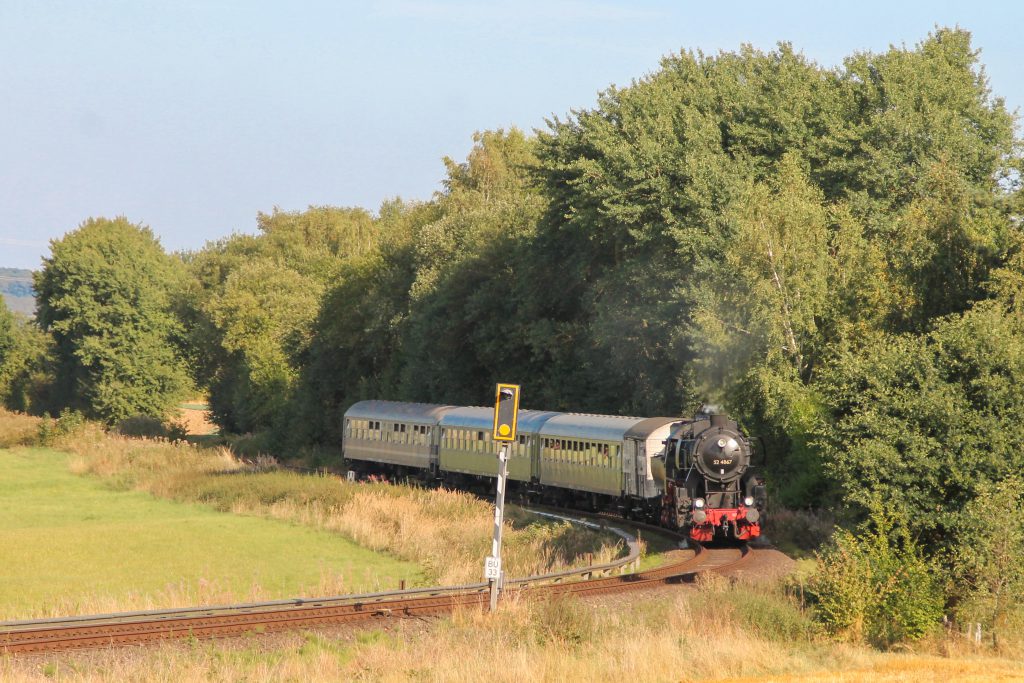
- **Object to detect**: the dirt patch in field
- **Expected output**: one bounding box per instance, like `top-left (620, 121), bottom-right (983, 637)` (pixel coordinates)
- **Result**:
top-left (175, 400), bottom-right (217, 436)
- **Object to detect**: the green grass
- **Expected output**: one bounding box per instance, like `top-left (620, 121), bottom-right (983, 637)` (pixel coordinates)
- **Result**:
top-left (0, 447), bottom-right (423, 619)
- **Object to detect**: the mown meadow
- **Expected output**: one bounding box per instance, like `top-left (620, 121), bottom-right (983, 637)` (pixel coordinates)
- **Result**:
top-left (0, 447), bottom-right (421, 619)
top-left (0, 410), bottom-right (627, 619)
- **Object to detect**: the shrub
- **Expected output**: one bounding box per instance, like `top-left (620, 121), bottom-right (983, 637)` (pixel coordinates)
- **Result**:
top-left (765, 506), bottom-right (834, 557)
top-left (115, 415), bottom-right (169, 439)
top-left (805, 509), bottom-right (943, 647)
top-left (38, 408), bottom-right (86, 446)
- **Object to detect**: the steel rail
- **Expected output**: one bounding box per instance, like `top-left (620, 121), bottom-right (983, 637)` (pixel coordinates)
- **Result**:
top-left (0, 511), bottom-right (647, 653)
top-left (0, 545), bottom-right (758, 655)
top-left (0, 505), bottom-right (758, 654)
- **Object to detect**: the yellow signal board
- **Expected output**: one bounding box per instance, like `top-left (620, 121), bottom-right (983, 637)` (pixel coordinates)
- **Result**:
top-left (492, 383), bottom-right (520, 442)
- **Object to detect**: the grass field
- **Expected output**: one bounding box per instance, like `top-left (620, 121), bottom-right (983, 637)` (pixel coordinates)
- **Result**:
top-left (0, 447), bottom-right (423, 619)
top-left (3, 587), bottom-right (1022, 682)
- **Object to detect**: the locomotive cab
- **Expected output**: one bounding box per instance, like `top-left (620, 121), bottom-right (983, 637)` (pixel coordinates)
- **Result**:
top-left (656, 406), bottom-right (764, 542)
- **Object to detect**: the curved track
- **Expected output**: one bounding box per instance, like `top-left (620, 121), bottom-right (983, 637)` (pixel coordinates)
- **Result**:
top-left (0, 536), bottom-right (755, 655)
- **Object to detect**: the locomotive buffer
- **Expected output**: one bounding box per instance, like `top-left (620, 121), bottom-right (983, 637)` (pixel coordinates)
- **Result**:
top-left (487, 383), bottom-right (520, 612)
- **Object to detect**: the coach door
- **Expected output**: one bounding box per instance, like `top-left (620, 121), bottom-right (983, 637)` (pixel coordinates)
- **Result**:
top-left (623, 440), bottom-right (638, 496)
top-left (634, 440), bottom-right (647, 497)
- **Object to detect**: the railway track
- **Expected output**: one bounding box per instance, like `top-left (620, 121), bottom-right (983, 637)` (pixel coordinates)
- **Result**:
top-left (0, 527), bottom-right (754, 655)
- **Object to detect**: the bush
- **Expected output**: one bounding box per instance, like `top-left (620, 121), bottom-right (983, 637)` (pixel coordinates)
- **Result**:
top-left (804, 510), bottom-right (943, 647)
top-left (115, 415), bottom-right (168, 439)
top-left (37, 409), bottom-right (86, 446)
top-left (765, 506), bottom-right (834, 557)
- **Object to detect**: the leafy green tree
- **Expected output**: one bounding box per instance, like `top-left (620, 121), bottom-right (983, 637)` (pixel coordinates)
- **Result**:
top-left (183, 206), bottom-right (377, 435)
top-left (292, 198), bottom-right (438, 445)
top-left (0, 302), bottom-right (16, 395)
top-left (204, 259), bottom-right (320, 432)
top-left (951, 477), bottom-right (1024, 643)
top-left (0, 304), bottom-right (54, 413)
top-left (398, 129), bottom-right (547, 405)
top-left (34, 217), bottom-right (190, 423)
top-left (814, 302), bottom-right (1024, 545)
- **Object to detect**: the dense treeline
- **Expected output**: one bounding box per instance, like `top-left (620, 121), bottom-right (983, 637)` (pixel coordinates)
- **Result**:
top-left (1, 28), bottom-right (1022, 644)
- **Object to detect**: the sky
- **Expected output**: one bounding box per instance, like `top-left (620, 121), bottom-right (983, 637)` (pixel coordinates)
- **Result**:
top-left (1, 1), bottom-right (1022, 270)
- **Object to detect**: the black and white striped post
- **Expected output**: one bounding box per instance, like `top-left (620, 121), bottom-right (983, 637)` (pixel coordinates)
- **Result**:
top-left (486, 383), bottom-right (520, 612)
top-left (487, 443), bottom-right (509, 612)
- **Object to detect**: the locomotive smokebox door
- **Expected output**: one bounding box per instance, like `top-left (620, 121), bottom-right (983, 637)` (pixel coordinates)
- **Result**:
top-left (492, 383), bottom-right (520, 442)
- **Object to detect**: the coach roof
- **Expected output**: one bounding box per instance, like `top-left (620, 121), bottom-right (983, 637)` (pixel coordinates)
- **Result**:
top-left (344, 400), bottom-right (454, 424)
top-left (539, 413), bottom-right (648, 442)
top-left (439, 407), bottom-right (561, 433)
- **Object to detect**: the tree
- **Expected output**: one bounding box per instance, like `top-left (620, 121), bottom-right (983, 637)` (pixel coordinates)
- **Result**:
top-left (952, 476), bottom-right (1024, 643)
top-left (814, 302), bottom-right (1024, 546)
top-left (182, 205), bottom-right (377, 435)
top-left (34, 217), bottom-right (190, 423)
top-left (0, 302), bottom-right (54, 413)
top-left (203, 259), bottom-right (320, 433)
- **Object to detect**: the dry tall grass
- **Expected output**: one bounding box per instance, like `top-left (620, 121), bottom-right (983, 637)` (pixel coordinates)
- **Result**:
top-left (40, 421), bottom-right (623, 586)
top-left (3, 584), bottom-right (1021, 682)
top-left (0, 410), bottom-right (40, 448)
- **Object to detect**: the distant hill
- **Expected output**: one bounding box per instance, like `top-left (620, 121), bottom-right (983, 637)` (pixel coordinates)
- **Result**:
top-left (0, 268), bottom-right (35, 316)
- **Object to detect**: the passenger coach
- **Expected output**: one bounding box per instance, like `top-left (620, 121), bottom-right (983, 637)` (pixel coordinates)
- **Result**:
top-left (342, 400), bottom-right (673, 513)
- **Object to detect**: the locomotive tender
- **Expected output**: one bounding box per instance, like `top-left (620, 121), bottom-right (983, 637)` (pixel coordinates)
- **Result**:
top-left (343, 400), bottom-right (764, 542)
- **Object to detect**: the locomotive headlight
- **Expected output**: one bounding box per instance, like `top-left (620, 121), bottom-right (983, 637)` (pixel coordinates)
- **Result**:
top-left (693, 498), bottom-right (705, 509)
top-left (744, 496), bottom-right (755, 506)
top-left (717, 438), bottom-right (727, 448)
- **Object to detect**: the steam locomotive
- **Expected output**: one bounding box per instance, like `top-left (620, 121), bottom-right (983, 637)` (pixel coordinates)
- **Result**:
top-left (342, 401), bottom-right (764, 542)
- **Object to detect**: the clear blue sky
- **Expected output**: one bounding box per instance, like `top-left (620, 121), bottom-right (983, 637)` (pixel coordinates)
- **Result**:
top-left (1, 1), bottom-right (1021, 270)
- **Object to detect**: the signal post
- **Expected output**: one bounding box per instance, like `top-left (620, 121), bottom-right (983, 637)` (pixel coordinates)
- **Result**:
top-left (486, 383), bottom-right (520, 612)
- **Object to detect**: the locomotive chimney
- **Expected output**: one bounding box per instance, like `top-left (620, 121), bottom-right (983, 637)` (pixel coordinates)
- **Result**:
top-left (699, 403), bottom-right (728, 427)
